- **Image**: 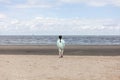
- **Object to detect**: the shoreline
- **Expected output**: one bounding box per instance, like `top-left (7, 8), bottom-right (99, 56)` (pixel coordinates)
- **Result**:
top-left (0, 45), bottom-right (120, 56)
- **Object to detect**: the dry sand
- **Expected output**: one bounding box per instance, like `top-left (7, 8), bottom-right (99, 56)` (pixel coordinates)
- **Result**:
top-left (0, 45), bottom-right (120, 80)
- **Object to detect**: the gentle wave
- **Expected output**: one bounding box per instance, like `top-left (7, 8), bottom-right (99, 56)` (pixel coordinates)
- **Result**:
top-left (0, 35), bottom-right (120, 45)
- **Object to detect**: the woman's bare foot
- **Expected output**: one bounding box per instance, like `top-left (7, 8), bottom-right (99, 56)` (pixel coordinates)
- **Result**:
top-left (59, 56), bottom-right (63, 58)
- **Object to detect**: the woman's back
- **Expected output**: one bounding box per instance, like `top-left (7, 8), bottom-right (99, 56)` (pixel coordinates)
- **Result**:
top-left (57, 39), bottom-right (65, 49)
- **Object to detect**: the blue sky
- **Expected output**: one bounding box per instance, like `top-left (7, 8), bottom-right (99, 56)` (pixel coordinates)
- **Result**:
top-left (0, 0), bottom-right (120, 35)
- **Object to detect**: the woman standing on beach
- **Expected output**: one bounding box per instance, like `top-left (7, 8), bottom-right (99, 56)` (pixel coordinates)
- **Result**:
top-left (57, 35), bottom-right (65, 58)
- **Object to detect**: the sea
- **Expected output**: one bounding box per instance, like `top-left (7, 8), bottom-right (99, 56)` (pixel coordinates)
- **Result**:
top-left (0, 35), bottom-right (120, 45)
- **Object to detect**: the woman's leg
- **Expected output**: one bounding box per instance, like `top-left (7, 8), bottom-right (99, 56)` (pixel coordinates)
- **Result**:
top-left (61, 49), bottom-right (64, 57)
top-left (59, 48), bottom-right (62, 58)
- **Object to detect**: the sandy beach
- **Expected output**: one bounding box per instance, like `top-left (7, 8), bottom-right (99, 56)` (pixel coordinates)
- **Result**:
top-left (0, 45), bottom-right (120, 80)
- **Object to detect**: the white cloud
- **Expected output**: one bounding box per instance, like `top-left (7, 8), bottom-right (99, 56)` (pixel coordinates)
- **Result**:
top-left (7, 0), bottom-right (59, 9)
top-left (0, 16), bottom-right (120, 35)
top-left (2, 0), bottom-right (120, 9)
top-left (10, 19), bottom-right (19, 24)
top-left (12, 4), bottom-right (52, 8)
top-left (59, 0), bottom-right (120, 7)
top-left (0, 13), bottom-right (7, 19)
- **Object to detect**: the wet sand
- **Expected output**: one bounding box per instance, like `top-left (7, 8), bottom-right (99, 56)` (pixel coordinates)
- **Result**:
top-left (0, 45), bottom-right (120, 80)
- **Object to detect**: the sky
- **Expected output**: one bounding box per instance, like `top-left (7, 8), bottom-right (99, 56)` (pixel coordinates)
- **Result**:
top-left (0, 0), bottom-right (120, 35)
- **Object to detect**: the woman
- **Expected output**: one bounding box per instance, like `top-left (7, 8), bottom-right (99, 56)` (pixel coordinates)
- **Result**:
top-left (57, 35), bottom-right (65, 58)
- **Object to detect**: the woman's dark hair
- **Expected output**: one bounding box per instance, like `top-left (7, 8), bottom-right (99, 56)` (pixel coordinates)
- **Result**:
top-left (59, 35), bottom-right (62, 42)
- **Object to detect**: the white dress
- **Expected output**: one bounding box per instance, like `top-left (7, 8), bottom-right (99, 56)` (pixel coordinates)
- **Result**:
top-left (57, 39), bottom-right (65, 49)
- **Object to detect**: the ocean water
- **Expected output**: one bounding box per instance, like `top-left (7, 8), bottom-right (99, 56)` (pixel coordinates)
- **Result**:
top-left (0, 35), bottom-right (120, 45)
